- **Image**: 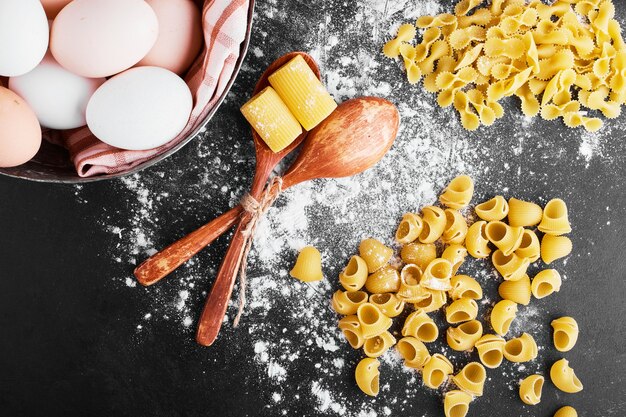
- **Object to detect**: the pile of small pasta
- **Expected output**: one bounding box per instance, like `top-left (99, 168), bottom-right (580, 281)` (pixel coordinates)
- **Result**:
top-left (330, 175), bottom-right (582, 417)
top-left (382, 0), bottom-right (625, 132)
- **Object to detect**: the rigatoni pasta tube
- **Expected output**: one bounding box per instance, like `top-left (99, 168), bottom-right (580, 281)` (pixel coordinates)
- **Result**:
top-left (268, 55), bottom-right (337, 131)
top-left (240, 86), bottom-right (302, 153)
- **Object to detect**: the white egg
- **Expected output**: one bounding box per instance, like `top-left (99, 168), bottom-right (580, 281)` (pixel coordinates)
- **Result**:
top-left (86, 66), bottom-right (193, 150)
top-left (0, 0), bottom-right (49, 77)
top-left (9, 53), bottom-right (106, 130)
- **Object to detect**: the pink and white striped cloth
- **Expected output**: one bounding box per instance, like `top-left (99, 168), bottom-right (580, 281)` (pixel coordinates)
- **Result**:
top-left (61, 0), bottom-right (250, 177)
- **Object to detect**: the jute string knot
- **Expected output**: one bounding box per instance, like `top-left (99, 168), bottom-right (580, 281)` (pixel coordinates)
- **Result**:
top-left (233, 176), bottom-right (283, 327)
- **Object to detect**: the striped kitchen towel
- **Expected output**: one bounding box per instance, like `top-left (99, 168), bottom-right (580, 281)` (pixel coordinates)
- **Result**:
top-left (63, 0), bottom-right (251, 177)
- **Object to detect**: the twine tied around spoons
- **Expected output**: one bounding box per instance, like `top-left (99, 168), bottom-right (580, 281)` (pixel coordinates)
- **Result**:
top-left (233, 176), bottom-right (283, 326)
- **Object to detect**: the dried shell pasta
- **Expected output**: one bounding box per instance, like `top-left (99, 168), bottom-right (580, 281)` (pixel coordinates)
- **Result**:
top-left (369, 293), bottom-right (405, 318)
top-left (442, 244), bottom-right (468, 275)
top-left (515, 229), bottom-right (540, 262)
top-left (519, 374), bottom-right (544, 405)
top-left (402, 309), bottom-right (439, 342)
top-left (442, 209), bottom-right (468, 244)
top-left (365, 265), bottom-right (401, 294)
top-left (508, 197), bottom-right (543, 227)
top-left (444, 390), bottom-right (473, 417)
top-left (355, 358), bottom-right (380, 396)
top-left (421, 258), bottom-right (454, 291)
top-left (447, 320), bottom-right (483, 351)
top-left (452, 362), bottom-right (486, 396)
top-left (465, 221), bottom-right (492, 258)
top-left (440, 175), bottom-right (474, 209)
top-left (485, 221), bottom-right (524, 256)
top-left (538, 198), bottom-right (572, 235)
top-left (359, 238), bottom-right (393, 273)
top-left (492, 250), bottom-right (530, 281)
top-left (397, 264), bottom-right (427, 303)
top-left (551, 316), bottom-right (579, 352)
top-left (504, 332), bottom-right (538, 362)
top-left (475, 196), bottom-right (509, 221)
top-left (498, 274), bottom-right (531, 305)
top-left (339, 255), bottom-right (368, 291)
top-left (531, 269), bottom-right (562, 298)
top-left (475, 334), bottom-right (506, 368)
top-left (422, 353), bottom-right (454, 389)
top-left (550, 358), bottom-right (583, 393)
top-left (396, 213), bottom-right (423, 244)
top-left (491, 300), bottom-right (518, 336)
top-left (357, 303), bottom-right (393, 339)
top-left (396, 337), bottom-right (431, 369)
top-left (414, 288), bottom-right (448, 313)
top-left (449, 275), bottom-right (483, 300)
top-left (401, 242), bottom-right (437, 271)
top-left (363, 331), bottom-right (396, 358)
top-left (541, 234), bottom-right (572, 264)
top-left (419, 206), bottom-right (447, 243)
top-left (446, 297), bottom-right (479, 324)
top-left (290, 246), bottom-right (324, 282)
top-left (332, 290), bottom-right (368, 315)
top-left (554, 406), bottom-right (578, 417)
top-left (338, 315), bottom-right (364, 349)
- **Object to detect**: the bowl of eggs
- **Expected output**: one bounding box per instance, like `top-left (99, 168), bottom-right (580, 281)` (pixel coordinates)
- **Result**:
top-left (0, 0), bottom-right (254, 183)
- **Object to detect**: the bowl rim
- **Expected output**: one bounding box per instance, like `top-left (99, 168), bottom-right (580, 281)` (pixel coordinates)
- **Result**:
top-left (0, 0), bottom-right (256, 184)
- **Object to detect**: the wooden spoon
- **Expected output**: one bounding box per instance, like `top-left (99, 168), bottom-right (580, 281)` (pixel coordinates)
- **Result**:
top-left (196, 96), bottom-right (400, 346)
top-left (134, 52), bottom-right (321, 286)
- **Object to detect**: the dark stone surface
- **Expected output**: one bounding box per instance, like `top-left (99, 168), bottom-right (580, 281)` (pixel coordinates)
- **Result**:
top-left (1, 1), bottom-right (626, 416)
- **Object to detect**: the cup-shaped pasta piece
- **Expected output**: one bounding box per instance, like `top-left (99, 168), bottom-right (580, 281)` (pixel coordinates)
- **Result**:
top-left (369, 293), bottom-right (405, 317)
top-left (465, 221), bottom-right (492, 258)
top-left (396, 336), bottom-right (431, 369)
top-left (363, 331), bottom-right (396, 358)
top-left (490, 300), bottom-right (518, 336)
top-left (446, 297), bottom-right (479, 324)
top-left (485, 221), bottom-right (524, 256)
top-left (443, 390), bottom-right (473, 417)
top-left (414, 288), bottom-right (448, 313)
top-left (554, 406), bottom-right (578, 417)
top-left (332, 290), bottom-right (368, 315)
top-left (423, 353), bottom-right (454, 389)
top-left (401, 242), bottom-right (437, 271)
top-left (338, 315), bottom-right (364, 349)
top-left (397, 264), bottom-right (427, 303)
top-left (290, 246), bottom-right (323, 282)
top-left (402, 309), bottom-right (439, 342)
top-left (440, 175), bottom-right (475, 209)
top-left (449, 275), bottom-right (483, 300)
top-left (364, 264), bottom-right (400, 293)
top-left (492, 250), bottom-right (530, 281)
top-left (551, 316), bottom-right (579, 352)
top-left (421, 258), bottom-right (453, 291)
top-left (355, 358), bottom-right (380, 396)
top-left (442, 209), bottom-right (468, 244)
top-left (550, 358), bottom-right (583, 393)
top-left (515, 229), bottom-right (540, 262)
top-left (504, 333), bottom-right (538, 362)
top-left (357, 303), bottom-right (393, 339)
top-left (447, 320), bottom-right (483, 351)
top-left (396, 213), bottom-right (424, 244)
top-left (508, 198), bottom-right (543, 227)
top-left (538, 198), bottom-right (572, 236)
top-left (498, 274), bottom-right (531, 305)
top-left (419, 206), bottom-right (447, 243)
top-left (442, 244), bottom-right (468, 275)
top-left (452, 362), bottom-right (486, 396)
top-left (339, 255), bottom-right (368, 291)
top-left (519, 374), bottom-right (544, 405)
top-left (475, 334), bottom-right (506, 368)
top-left (359, 238), bottom-right (393, 273)
top-left (531, 269), bottom-right (562, 298)
top-left (475, 196), bottom-right (509, 221)
top-left (540, 234), bottom-right (572, 264)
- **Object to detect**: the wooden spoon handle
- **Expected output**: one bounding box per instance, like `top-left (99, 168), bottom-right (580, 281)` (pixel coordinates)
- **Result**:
top-left (134, 205), bottom-right (243, 286)
top-left (196, 215), bottom-right (251, 346)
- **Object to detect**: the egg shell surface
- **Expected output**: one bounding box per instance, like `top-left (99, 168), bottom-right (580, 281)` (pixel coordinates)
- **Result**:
top-left (86, 66), bottom-right (193, 151)
top-left (51, 0), bottom-right (159, 78)
top-left (0, 87), bottom-right (42, 167)
top-left (0, 0), bottom-right (49, 77)
top-left (9, 53), bottom-right (106, 130)
top-left (137, 0), bottom-right (204, 75)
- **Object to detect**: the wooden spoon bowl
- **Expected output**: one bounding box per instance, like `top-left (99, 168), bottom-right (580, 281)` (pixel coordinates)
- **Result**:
top-left (134, 52), bottom-right (320, 286)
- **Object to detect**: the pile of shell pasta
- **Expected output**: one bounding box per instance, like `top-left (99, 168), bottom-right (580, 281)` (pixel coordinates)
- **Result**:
top-left (383, 0), bottom-right (625, 132)
top-left (329, 175), bottom-right (581, 417)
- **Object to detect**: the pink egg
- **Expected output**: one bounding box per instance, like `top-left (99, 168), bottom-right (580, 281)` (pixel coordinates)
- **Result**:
top-left (50, 0), bottom-right (158, 78)
top-left (0, 86), bottom-right (42, 168)
top-left (40, 0), bottom-right (72, 19)
top-left (137, 0), bottom-right (204, 75)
